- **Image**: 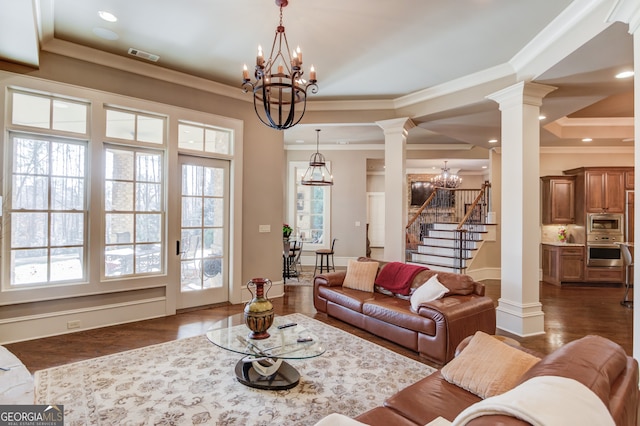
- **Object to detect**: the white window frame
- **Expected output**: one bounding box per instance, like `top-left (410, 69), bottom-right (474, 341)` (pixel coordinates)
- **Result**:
top-left (287, 161), bottom-right (331, 251)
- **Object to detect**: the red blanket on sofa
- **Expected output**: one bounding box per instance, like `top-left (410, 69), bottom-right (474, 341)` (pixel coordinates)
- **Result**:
top-left (374, 262), bottom-right (428, 296)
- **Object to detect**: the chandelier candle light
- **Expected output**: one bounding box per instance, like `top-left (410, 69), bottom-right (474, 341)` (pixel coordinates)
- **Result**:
top-left (301, 129), bottom-right (333, 186)
top-left (431, 161), bottom-right (462, 188)
top-left (242, 0), bottom-right (318, 130)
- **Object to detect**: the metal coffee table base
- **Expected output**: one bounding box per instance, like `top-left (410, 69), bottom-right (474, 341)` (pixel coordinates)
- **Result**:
top-left (234, 357), bottom-right (300, 390)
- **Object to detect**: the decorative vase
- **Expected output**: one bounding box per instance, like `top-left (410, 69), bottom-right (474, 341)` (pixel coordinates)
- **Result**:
top-left (244, 278), bottom-right (274, 339)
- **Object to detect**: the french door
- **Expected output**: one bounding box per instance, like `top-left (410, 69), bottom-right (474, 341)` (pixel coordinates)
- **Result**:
top-left (177, 155), bottom-right (229, 309)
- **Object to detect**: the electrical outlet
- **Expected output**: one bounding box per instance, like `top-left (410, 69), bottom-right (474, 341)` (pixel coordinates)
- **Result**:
top-left (67, 320), bottom-right (81, 329)
top-left (259, 225), bottom-right (271, 233)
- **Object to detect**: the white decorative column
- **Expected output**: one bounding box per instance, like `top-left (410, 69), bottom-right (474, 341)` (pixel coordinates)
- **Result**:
top-left (488, 82), bottom-right (556, 337)
top-left (608, 0), bottom-right (640, 360)
top-left (375, 118), bottom-right (415, 261)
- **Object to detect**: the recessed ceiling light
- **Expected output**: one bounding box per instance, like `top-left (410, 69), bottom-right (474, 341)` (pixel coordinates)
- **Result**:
top-left (582, 138), bottom-right (592, 142)
top-left (482, 165), bottom-right (488, 169)
top-left (98, 11), bottom-right (118, 22)
top-left (539, 115), bottom-right (546, 120)
top-left (488, 139), bottom-right (498, 144)
top-left (295, 139), bottom-right (304, 143)
top-left (615, 70), bottom-right (634, 79)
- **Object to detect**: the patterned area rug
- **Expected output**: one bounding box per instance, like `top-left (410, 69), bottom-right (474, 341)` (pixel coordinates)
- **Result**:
top-left (284, 270), bottom-right (315, 286)
top-left (34, 313), bottom-right (436, 426)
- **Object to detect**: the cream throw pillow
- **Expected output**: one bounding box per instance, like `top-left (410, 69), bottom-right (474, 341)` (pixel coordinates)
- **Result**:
top-left (342, 259), bottom-right (379, 292)
top-left (410, 274), bottom-right (449, 311)
top-left (441, 331), bottom-right (540, 399)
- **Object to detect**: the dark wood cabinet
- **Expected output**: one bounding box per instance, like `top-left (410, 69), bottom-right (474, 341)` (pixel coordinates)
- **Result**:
top-left (625, 170), bottom-right (634, 190)
top-left (541, 176), bottom-right (575, 224)
top-left (584, 170), bottom-right (625, 213)
top-left (542, 244), bottom-right (584, 285)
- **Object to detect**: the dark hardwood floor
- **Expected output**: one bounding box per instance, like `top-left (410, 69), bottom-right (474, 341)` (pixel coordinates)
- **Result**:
top-left (5, 279), bottom-right (633, 373)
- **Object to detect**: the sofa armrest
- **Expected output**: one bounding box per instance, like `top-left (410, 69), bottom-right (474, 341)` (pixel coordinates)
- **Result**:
top-left (314, 271), bottom-right (347, 288)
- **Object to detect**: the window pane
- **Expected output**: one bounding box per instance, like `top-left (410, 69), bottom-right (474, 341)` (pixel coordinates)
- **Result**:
top-left (105, 213), bottom-right (134, 244)
top-left (12, 93), bottom-right (50, 128)
top-left (137, 115), bottom-right (164, 144)
top-left (135, 183), bottom-right (161, 211)
top-left (13, 137), bottom-right (49, 175)
top-left (51, 213), bottom-right (84, 246)
top-left (182, 165), bottom-right (203, 196)
top-left (51, 142), bottom-right (85, 177)
top-left (205, 128), bottom-right (230, 155)
top-left (106, 149), bottom-right (134, 180)
top-left (136, 213), bottom-right (161, 243)
top-left (178, 124), bottom-right (204, 151)
top-left (135, 244), bottom-right (161, 273)
top-left (136, 153), bottom-right (161, 182)
top-left (105, 181), bottom-right (134, 211)
top-left (106, 110), bottom-right (135, 140)
top-left (204, 198), bottom-right (223, 227)
top-left (204, 167), bottom-right (224, 197)
top-left (12, 249), bottom-right (48, 285)
top-left (105, 245), bottom-right (134, 276)
top-left (12, 212), bottom-right (48, 248)
top-left (50, 247), bottom-right (83, 281)
top-left (13, 175), bottom-right (48, 210)
top-left (182, 197), bottom-right (202, 227)
top-left (52, 177), bottom-right (84, 210)
top-left (53, 100), bottom-right (87, 134)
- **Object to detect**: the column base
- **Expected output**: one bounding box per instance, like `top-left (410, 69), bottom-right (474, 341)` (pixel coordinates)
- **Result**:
top-left (496, 298), bottom-right (545, 337)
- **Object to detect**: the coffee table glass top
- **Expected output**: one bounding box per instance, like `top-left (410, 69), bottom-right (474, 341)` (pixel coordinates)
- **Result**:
top-left (206, 314), bottom-right (326, 360)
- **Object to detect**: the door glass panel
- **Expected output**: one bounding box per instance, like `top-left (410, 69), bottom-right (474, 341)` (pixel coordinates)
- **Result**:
top-left (180, 162), bottom-right (226, 293)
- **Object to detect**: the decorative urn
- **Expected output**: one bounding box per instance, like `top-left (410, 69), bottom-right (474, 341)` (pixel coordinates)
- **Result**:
top-left (244, 278), bottom-right (274, 339)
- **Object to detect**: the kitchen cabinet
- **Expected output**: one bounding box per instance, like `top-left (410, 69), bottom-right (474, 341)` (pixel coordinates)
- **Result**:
top-left (541, 244), bottom-right (584, 285)
top-left (626, 170), bottom-right (634, 190)
top-left (541, 176), bottom-right (575, 224)
top-left (584, 170), bottom-right (625, 213)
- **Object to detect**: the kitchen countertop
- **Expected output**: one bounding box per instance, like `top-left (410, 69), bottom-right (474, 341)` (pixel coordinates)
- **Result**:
top-left (541, 242), bottom-right (584, 247)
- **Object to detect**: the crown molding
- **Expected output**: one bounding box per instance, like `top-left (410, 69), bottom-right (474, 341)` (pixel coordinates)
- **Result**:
top-left (540, 145), bottom-right (634, 154)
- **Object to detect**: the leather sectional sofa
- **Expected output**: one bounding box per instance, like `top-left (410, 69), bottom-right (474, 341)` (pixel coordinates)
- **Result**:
top-left (313, 261), bottom-right (496, 366)
top-left (352, 334), bottom-right (638, 425)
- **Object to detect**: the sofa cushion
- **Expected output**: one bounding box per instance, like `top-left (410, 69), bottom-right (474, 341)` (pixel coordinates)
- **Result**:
top-left (410, 274), bottom-right (449, 312)
top-left (363, 298), bottom-right (436, 335)
top-left (516, 335), bottom-right (628, 407)
top-left (318, 286), bottom-right (377, 313)
top-left (343, 259), bottom-right (379, 292)
top-left (441, 331), bottom-right (540, 399)
top-left (410, 270), bottom-right (477, 296)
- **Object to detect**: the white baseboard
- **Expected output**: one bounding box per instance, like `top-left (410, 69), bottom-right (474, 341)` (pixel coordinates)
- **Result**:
top-left (0, 297), bottom-right (168, 345)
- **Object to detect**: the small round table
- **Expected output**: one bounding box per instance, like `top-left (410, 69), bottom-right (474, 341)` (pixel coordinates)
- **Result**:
top-left (206, 315), bottom-right (326, 390)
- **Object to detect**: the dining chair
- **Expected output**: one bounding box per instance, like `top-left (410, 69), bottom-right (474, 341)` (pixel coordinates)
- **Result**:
top-left (620, 243), bottom-right (633, 308)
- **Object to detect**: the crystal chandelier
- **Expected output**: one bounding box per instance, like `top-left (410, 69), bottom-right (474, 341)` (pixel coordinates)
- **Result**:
top-left (242, 0), bottom-right (318, 130)
top-left (431, 161), bottom-right (461, 188)
top-left (301, 129), bottom-right (333, 186)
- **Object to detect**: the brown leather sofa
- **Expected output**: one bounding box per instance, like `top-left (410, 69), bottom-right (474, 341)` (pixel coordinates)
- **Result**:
top-left (353, 334), bottom-right (639, 426)
top-left (313, 263), bottom-right (496, 366)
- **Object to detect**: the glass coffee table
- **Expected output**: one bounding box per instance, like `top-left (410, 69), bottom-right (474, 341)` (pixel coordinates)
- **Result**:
top-left (206, 314), bottom-right (325, 390)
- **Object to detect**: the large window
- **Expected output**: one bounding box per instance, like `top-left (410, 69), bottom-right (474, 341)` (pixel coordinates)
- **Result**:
top-left (288, 162), bottom-right (331, 250)
top-left (9, 134), bottom-right (87, 285)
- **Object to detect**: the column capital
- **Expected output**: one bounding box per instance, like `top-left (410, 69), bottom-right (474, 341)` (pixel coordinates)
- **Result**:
top-left (608, 0), bottom-right (640, 33)
top-left (487, 81), bottom-right (557, 110)
top-left (375, 117), bottom-right (415, 136)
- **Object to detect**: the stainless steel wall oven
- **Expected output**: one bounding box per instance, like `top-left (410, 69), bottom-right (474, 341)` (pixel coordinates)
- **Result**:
top-left (586, 213), bottom-right (624, 267)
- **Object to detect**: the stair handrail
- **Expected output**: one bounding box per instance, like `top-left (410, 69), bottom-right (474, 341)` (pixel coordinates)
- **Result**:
top-left (456, 182), bottom-right (491, 230)
top-left (406, 188), bottom-right (439, 230)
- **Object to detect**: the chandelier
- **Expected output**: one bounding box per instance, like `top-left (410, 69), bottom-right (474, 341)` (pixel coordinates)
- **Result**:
top-left (431, 161), bottom-right (461, 188)
top-left (301, 129), bottom-right (333, 186)
top-left (242, 0), bottom-right (318, 130)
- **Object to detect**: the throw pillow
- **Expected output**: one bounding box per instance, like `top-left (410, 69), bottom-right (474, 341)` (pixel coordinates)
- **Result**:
top-left (342, 259), bottom-right (379, 292)
top-left (410, 274), bottom-right (449, 312)
top-left (441, 331), bottom-right (540, 399)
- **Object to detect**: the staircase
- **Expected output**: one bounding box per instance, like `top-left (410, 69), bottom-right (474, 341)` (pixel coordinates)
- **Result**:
top-left (406, 182), bottom-right (492, 273)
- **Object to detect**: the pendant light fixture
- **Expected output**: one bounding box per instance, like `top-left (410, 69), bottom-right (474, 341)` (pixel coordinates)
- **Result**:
top-left (301, 129), bottom-right (333, 186)
top-left (431, 161), bottom-right (461, 188)
top-left (242, 0), bottom-right (318, 130)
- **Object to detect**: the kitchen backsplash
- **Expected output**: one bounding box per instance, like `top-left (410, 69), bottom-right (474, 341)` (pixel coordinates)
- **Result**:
top-left (541, 224), bottom-right (583, 244)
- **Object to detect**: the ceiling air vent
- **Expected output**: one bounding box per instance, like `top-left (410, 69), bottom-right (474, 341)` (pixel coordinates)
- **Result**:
top-left (128, 48), bottom-right (160, 62)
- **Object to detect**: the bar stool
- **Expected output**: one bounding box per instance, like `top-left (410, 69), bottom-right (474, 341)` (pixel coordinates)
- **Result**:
top-left (620, 243), bottom-right (633, 308)
top-left (314, 238), bottom-right (337, 275)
